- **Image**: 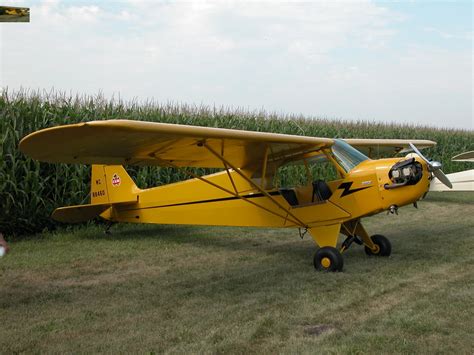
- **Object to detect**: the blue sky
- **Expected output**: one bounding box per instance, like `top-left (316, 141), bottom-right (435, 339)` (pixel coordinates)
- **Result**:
top-left (0, 0), bottom-right (472, 129)
top-left (384, 2), bottom-right (471, 49)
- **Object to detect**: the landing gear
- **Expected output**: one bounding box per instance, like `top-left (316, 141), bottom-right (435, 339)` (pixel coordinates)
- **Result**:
top-left (308, 222), bottom-right (392, 272)
top-left (364, 234), bottom-right (391, 256)
top-left (341, 220), bottom-right (391, 257)
top-left (314, 247), bottom-right (344, 272)
top-left (104, 221), bottom-right (115, 235)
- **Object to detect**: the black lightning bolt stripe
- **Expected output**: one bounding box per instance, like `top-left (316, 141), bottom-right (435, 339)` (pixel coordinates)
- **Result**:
top-left (337, 182), bottom-right (371, 197)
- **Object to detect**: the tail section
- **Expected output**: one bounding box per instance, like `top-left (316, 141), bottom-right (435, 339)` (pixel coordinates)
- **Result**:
top-left (91, 165), bottom-right (140, 204)
top-left (52, 165), bottom-right (139, 223)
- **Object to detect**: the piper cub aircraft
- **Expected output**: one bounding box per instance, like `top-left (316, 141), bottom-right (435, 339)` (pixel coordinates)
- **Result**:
top-left (19, 120), bottom-right (452, 272)
top-left (0, 6), bottom-right (29, 16)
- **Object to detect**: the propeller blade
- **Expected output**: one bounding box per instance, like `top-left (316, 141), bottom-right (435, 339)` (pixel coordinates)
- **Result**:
top-left (409, 142), bottom-right (452, 188)
top-left (433, 169), bottom-right (453, 189)
top-left (409, 142), bottom-right (431, 166)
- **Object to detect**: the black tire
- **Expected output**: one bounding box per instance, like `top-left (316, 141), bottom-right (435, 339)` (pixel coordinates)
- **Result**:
top-left (314, 246), bottom-right (344, 272)
top-left (364, 234), bottom-right (391, 257)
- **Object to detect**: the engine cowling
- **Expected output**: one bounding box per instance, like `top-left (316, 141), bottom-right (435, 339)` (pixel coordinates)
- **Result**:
top-left (385, 158), bottom-right (423, 189)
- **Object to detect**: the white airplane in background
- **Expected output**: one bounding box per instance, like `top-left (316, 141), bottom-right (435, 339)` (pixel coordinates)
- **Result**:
top-left (430, 151), bottom-right (474, 192)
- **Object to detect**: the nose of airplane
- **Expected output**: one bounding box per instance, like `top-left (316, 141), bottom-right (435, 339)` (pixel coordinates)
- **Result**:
top-left (376, 156), bottom-right (429, 210)
top-left (408, 143), bottom-right (452, 189)
top-left (385, 156), bottom-right (424, 189)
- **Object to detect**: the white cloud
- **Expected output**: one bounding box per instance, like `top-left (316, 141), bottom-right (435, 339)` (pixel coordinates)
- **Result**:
top-left (65, 5), bottom-right (101, 22)
top-left (424, 27), bottom-right (473, 41)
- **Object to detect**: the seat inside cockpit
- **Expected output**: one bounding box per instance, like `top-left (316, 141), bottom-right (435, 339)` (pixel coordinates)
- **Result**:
top-left (279, 179), bottom-right (334, 206)
top-left (275, 153), bottom-right (340, 207)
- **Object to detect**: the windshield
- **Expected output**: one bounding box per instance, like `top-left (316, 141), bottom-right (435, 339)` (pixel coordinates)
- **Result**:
top-left (331, 139), bottom-right (369, 172)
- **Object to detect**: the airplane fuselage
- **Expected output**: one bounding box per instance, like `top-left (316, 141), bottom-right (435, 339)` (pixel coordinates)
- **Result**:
top-left (99, 157), bottom-right (430, 232)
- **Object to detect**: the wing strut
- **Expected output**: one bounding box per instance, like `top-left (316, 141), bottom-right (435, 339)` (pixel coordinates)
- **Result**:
top-left (202, 142), bottom-right (308, 228)
top-left (261, 145), bottom-right (269, 189)
top-left (224, 162), bottom-right (238, 194)
top-left (151, 155), bottom-right (305, 227)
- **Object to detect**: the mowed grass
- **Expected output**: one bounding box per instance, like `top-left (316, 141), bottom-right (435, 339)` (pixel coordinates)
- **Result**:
top-left (1, 195), bottom-right (473, 353)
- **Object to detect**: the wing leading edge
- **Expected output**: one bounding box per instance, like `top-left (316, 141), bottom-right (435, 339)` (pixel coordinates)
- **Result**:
top-left (343, 138), bottom-right (436, 157)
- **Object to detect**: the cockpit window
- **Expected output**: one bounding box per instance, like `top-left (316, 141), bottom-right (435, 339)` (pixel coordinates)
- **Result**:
top-left (275, 153), bottom-right (338, 187)
top-left (331, 139), bottom-right (370, 173)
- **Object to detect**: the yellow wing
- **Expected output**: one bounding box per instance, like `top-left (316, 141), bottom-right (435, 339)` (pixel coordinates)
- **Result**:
top-left (19, 120), bottom-right (333, 169)
top-left (342, 138), bottom-right (436, 157)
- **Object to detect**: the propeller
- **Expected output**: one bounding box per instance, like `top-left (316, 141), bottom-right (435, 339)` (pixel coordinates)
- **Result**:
top-left (409, 143), bottom-right (452, 189)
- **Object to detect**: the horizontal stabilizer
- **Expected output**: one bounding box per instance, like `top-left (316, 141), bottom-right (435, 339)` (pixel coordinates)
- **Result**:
top-left (52, 199), bottom-right (137, 223)
top-left (52, 203), bottom-right (111, 223)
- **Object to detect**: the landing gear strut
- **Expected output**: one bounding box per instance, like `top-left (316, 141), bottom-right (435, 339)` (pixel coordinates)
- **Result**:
top-left (364, 234), bottom-right (391, 256)
top-left (340, 220), bottom-right (392, 257)
top-left (104, 221), bottom-right (115, 235)
top-left (340, 234), bottom-right (363, 253)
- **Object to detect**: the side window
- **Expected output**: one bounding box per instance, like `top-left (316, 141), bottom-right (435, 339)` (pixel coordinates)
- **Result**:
top-left (275, 159), bottom-right (340, 188)
top-left (251, 163), bottom-right (276, 190)
top-left (309, 160), bottom-right (339, 182)
top-left (276, 164), bottom-right (309, 188)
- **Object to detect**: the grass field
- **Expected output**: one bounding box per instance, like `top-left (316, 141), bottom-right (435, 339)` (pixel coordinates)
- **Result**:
top-left (1, 193), bottom-right (473, 353)
top-left (0, 14), bottom-right (29, 22)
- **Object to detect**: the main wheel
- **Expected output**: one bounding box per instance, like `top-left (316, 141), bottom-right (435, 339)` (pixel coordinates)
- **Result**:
top-left (314, 247), bottom-right (344, 272)
top-left (364, 234), bottom-right (391, 256)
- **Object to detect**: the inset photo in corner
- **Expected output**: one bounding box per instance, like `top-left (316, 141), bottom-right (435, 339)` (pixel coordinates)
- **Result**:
top-left (0, 5), bottom-right (30, 22)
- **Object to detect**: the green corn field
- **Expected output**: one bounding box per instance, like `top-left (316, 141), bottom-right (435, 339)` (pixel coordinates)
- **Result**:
top-left (1, 88), bottom-right (472, 237)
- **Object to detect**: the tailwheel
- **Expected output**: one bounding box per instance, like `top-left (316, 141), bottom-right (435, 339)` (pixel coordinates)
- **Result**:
top-left (364, 234), bottom-right (391, 257)
top-left (314, 247), bottom-right (344, 272)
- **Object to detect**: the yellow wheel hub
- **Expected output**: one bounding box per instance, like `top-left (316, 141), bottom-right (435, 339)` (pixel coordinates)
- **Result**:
top-left (372, 245), bottom-right (380, 254)
top-left (321, 257), bottom-right (331, 268)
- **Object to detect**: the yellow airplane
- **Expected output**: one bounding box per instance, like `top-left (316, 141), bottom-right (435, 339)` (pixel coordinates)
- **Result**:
top-left (0, 6), bottom-right (29, 16)
top-left (19, 120), bottom-right (453, 271)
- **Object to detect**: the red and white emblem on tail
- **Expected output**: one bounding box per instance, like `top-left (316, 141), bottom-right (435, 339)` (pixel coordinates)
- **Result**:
top-left (111, 173), bottom-right (121, 187)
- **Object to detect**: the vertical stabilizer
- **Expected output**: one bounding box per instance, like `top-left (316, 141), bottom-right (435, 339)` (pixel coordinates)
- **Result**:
top-left (51, 165), bottom-right (138, 223)
top-left (91, 165), bottom-right (139, 204)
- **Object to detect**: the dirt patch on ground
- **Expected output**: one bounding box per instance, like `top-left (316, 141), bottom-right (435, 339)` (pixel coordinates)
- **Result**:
top-left (304, 324), bottom-right (337, 336)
